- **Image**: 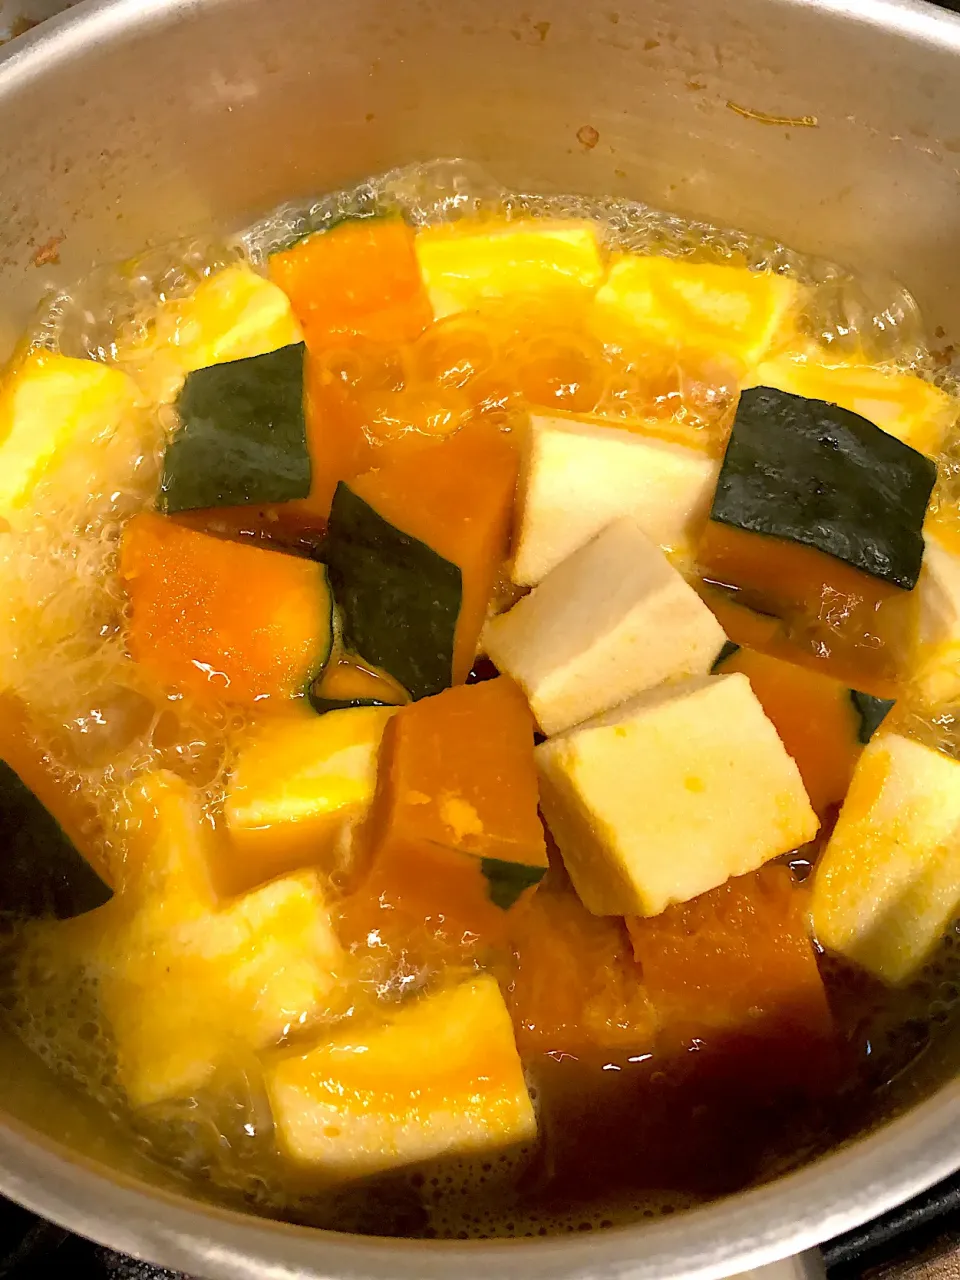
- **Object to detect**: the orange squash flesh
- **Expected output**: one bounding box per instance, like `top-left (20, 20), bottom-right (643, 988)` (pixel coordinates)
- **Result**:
top-left (268, 218), bottom-right (433, 350)
top-left (119, 514), bottom-right (331, 707)
top-left (627, 865), bottom-right (833, 1050)
top-left (507, 866), bottom-right (654, 1056)
top-left (717, 646), bottom-right (862, 816)
top-left (698, 519), bottom-right (912, 695)
top-left (347, 422), bottom-right (518, 684)
top-left (0, 694), bottom-right (107, 882)
top-left (345, 678), bottom-right (547, 946)
top-left (301, 365), bottom-right (465, 521)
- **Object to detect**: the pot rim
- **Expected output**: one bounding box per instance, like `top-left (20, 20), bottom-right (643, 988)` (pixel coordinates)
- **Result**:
top-left (2, 1), bottom-right (960, 1276)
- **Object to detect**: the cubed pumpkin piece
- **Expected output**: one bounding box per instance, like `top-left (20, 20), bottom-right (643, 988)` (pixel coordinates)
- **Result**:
top-left (269, 217), bottom-right (433, 348)
top-left (710, 385), bottom-right (936, 590)
top-left (508, 869), bottom-right (655, 1055)
top-left (119, 513), bottom-right (333, 706)
top-left (122, 263), bottom-right (304, 405)
top-left (415, 217), bottom-right (604, 319)
top-left (748, 353), bottom-right (957, 456)
top-left (485, 517), bottom-right (725, 735)
top-left (715, 645), bottom-right (893, 815)
top-left (264, 975), bottom-right (535, 1178)
top-left (536, 673), bottom-right (818, 917)
top-left (160, 342), bottom-right (311, 513)
top-left (627, 866), bottom-right (834, 1092)
top-left (324, 423), bottom-right (517, 698)
top-left (224, 705), bottom-right (397, 889)
top-left (812, 733), bottom-right (960, 985)
top-left (0, 352), bottom-right (142, 529)
top-left (512, 414), bottom-right (719, 586)
top-left (591, 256), bottom-right (798, 371)
top-left (698, 521), bottom-right (914, 697)
top-left (88, 771), bottom-right (342, 1107)
top-left (356, 678), bottom-right (547, 940)
top-left (0, 695), bottom-right (111, 922)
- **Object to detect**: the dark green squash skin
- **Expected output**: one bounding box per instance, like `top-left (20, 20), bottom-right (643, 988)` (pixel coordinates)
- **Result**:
top-left (321, 483), bottom-right (462, 703)
top-left (0, 761), bottom-right (112, 922)
top-left (711, 640), bottom-right (741, 672)
top-left (849, 690), bottom-right (896, 744)
top-left (712, 386), bottom-right (937, 590)
top-left (160, 342), bottom-right (311, 513)
top-left (479, 857), bottom-right (548, 910)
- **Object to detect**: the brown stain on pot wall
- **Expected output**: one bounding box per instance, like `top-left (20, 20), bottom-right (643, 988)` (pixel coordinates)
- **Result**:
top-left (32, 237), bottom-right (61, 267)
top-left (577, 124), bottom-right (600, 150)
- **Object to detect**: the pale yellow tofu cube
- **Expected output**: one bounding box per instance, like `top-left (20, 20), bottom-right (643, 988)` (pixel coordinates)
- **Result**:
top-left (749, 353), bottom-right (957, 456)
top-left (536, 673), bottom-right (818, 916)
top-left (913, 533), bottom-right (960, 705)
top-left (485, 517), bottom-right (725, 735)
top-left (512, 413), bottom-right (720, 586)
top-left (265, 976), bottom-right (536, 1179)
top-left (414, 218), bottom-right (604, 319)
top-left (812, 733), bottom-right (960, 985)
top-left (591, 255), bottom-right (799, 372)
top-left (224, 706), bottom-right (397, 886)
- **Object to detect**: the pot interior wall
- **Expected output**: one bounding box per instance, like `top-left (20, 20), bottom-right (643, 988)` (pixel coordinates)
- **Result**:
top-left (0, 0), bottom-right (959, 1255)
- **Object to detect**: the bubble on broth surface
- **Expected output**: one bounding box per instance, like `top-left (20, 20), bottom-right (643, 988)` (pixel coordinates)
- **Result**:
top-left (1, 157), bottom-right (959, 1237)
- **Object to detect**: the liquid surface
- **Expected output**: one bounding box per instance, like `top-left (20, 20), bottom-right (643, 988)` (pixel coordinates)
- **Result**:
top-left (1, 159), bottom-right (959, 1238)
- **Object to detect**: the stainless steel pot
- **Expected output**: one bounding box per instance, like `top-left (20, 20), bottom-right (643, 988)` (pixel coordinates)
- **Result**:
top-left (1, 1), bottom-right (959, 1276)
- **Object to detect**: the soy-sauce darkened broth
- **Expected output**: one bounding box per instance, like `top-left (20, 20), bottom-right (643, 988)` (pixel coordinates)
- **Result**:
top-left (1, 160), bottom-right (959, 1238)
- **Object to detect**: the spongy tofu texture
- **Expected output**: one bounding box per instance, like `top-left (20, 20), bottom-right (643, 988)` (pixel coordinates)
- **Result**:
top-left (512, 415), bottom-right (720, 586)
top-left (484, 517), bottom-right (725, 735)
top-left (812, 733), bottom-right (960, 985)
top-left (265, 975), bottom-right (536, 1178)
top-left (536, 673), bottom-right (819, 917)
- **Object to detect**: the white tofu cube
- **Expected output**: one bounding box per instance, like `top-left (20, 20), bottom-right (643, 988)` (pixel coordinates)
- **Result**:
top-left (914, 533), bottom-right (960, 704)
top-left (485, 518), bottom-right (725, 735)
top-left (512, 414), bottom-right (720, 586)
top-left (812, 733), bottom-right (960, 985)
top-left (536, 673), bottom-right (819, 916)
top-left (265, 976), bottom-right (536, 1179)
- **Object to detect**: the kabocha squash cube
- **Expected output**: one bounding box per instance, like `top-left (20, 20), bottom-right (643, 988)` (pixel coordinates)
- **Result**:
top-left (591, 256), bottom-right (798, 371)
top-left (0, 719), bottom-right (111, 920)
top-left (749, 353), bottom-right (957, 457)
top-left (627, 866), bottom-right (834, 1095)
top-left (323, 423), bottom-right (517, 699)
top-left (715, 645), bottom-right (893, 815)
top-left (269, 217), bottom-right (433, 348)
top-left (628, 865), bottom-right (832, 1040)
top-left (709, 385), bottom-right (936, 591)
top-left (512, 413), bottom-right (720, 586)
top-left (123, 263), bottom-right (304, 405)
top-left (812, 733), bottom-right (960, 985)
top-left (415, 217), bottom-right (604, 319)
top-left (264, 975), bottom-right (536, 1178)
top-left (536, 673), bottom-right (818, 917)
top-left (485, 517), bottom-right (725, 735)
top-left (160, 342), bottom-right (311, 513)
top-left (120, 514), bottom-right (333, 707)
top-left (358, 679), bottom-right (547, 940)
top-left (0, 352), bottom-right (142, 529)
top-left (224, 705), bottom-right (398, 889)
top-left (508, 870), bottom-right (655, 1055)
top-left (89, 771), bottom-right (342, 1108)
